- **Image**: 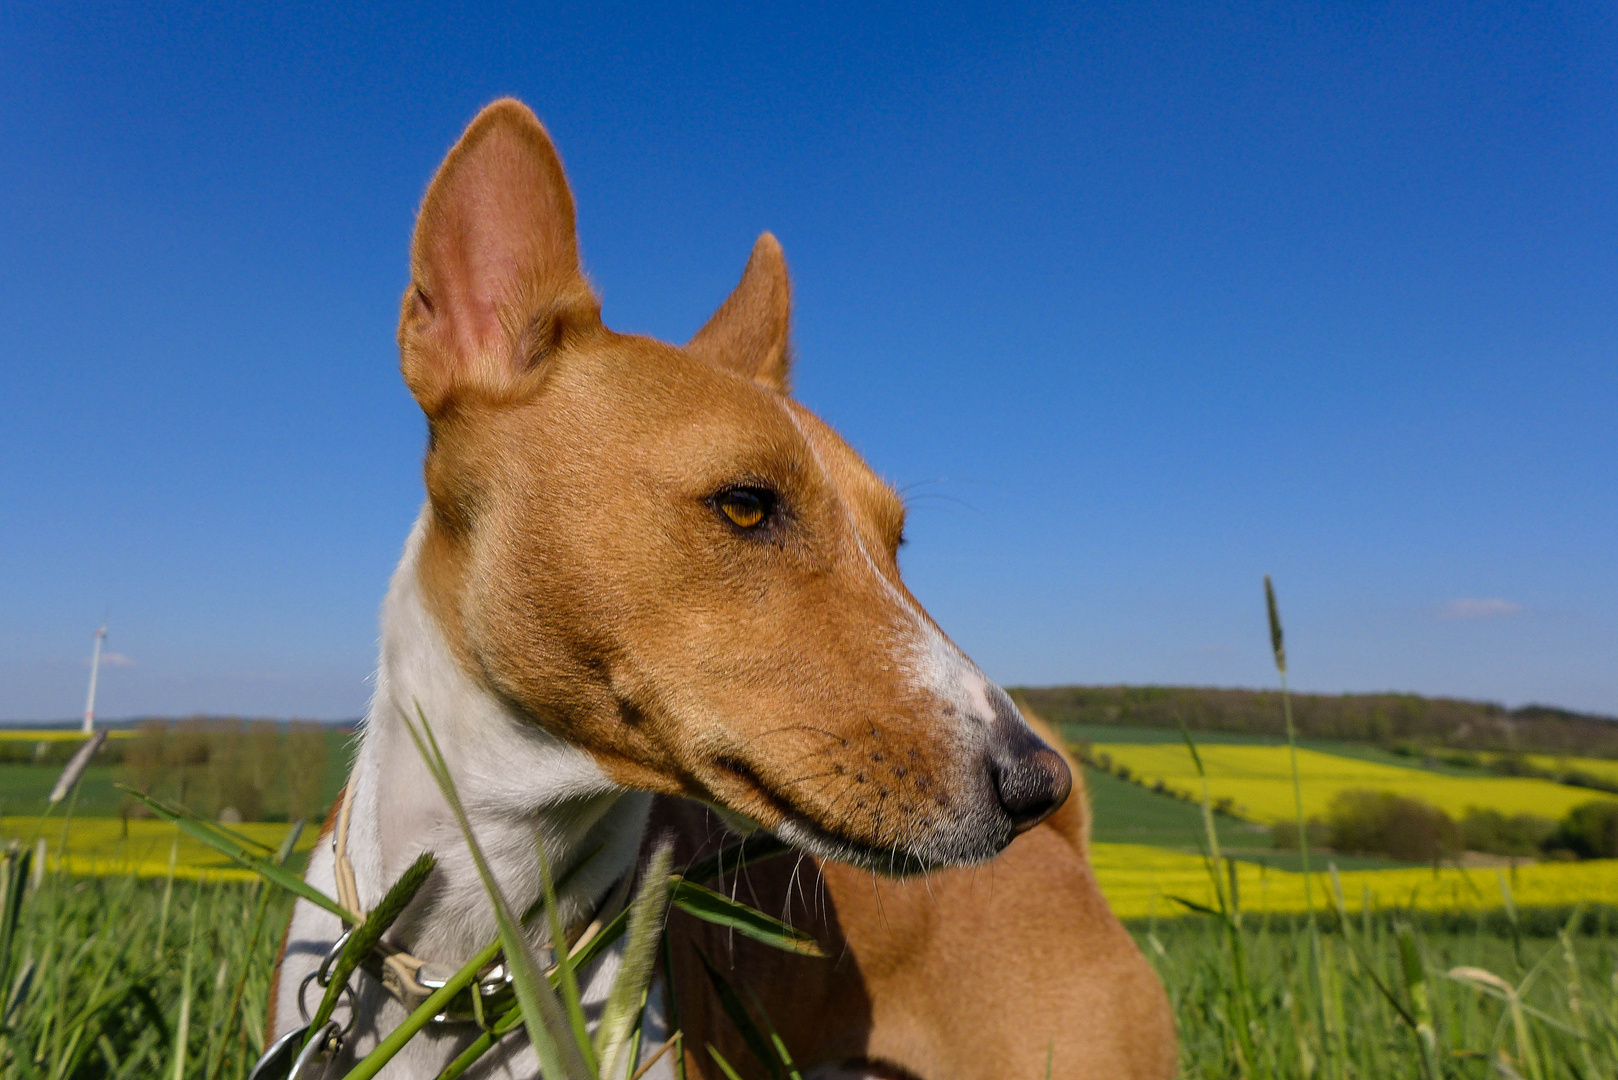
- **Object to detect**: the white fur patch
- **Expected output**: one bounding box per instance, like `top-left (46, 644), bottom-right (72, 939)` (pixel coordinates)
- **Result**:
top-left (271, 510), bottom-right (650, 1076)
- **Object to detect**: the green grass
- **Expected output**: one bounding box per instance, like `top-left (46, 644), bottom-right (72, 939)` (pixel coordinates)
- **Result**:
top-left (1137, 910), bottom-right (1618, 1078)
top-left (4, 865), bottom-right (1615, 1079)
top-left (0, 872), bottom-right (293, 1079)
top-left (1085, 764), bottom-right (1258, 848)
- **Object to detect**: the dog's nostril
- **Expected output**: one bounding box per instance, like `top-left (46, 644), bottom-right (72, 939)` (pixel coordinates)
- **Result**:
top-left (990, 747), bottom-right (1072, 834)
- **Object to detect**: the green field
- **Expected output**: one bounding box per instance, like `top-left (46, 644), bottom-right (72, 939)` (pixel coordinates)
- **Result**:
top-left (4, 720), bottom-right (1618, 1077)
top-left (0, 726), bottom-right (355, 823)
top-left (1082, 765), bottom-right (1407, 871)
top-left (0, 764), bottom-right (126, 817)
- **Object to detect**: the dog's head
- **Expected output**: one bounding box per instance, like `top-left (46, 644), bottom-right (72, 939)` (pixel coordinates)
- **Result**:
top-left (400, 100), bottom-right (1068, 871)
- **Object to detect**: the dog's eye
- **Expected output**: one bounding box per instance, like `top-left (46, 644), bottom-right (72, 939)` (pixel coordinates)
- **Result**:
top-left (716, 488), bottom-right (774, 530)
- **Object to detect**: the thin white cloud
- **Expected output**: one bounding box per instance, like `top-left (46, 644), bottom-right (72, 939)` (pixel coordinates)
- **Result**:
top-left (95, 652), bottom-right (136, 667)
top-left (1438, 598), bottom-right (1522, 621)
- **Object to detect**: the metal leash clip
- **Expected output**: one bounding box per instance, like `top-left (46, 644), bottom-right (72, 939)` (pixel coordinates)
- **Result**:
top-left (286, 1021), bottom-right (343, 1080)
top-left (245, 1020), bottom-right (344, 1080)
top-left (247, 934), bottom-right (360, 1080)
top-left (414, 957), bottom-right (523, 1023)
top-left (246, 1025), bottom-right (307, 1080)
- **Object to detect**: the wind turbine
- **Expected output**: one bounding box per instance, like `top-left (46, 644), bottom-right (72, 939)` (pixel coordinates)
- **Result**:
top-left (82, 625), bottom-right (106, 734)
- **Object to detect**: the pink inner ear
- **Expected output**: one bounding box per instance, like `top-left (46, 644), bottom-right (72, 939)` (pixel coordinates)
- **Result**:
top-left (408, 100), bottom-right (584, 378)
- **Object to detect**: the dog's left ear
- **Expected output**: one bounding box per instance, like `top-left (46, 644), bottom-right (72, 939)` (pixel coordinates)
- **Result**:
top-left (686, 233), bottom-right (793, 394)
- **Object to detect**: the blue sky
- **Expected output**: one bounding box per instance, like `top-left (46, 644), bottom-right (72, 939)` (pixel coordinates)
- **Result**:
top-left (3, 1), bottom-right (1614, 720)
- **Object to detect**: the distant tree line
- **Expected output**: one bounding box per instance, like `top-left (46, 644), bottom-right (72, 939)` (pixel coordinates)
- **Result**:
top-left (1014, 685), bottom-right (1618, 758)
top-left (116, 717), bottom-right (335, 823)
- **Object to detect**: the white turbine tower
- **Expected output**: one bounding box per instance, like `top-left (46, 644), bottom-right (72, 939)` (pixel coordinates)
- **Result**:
top-left (82, 625), bottom-right (107, 735)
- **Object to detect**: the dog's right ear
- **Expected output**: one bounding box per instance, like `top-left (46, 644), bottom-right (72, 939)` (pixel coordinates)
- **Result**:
top-left (686, 233), bottom-right (793, 394)
top-left (399, 99), bottom-right (600, 417)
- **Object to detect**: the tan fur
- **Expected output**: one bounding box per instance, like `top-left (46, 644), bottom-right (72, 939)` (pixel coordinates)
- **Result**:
top-left (378, 99), bottom-right (1174, 1077)
top-left (654, 797), bottom-right (1175, 1080)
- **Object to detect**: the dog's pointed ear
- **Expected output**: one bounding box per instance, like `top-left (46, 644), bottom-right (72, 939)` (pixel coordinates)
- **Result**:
top-left (399, 99), bottom-right (600, 416)
top-left (686, 232), bottom-right (793, 394)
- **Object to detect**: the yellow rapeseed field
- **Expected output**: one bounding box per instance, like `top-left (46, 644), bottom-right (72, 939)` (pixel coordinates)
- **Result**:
top-left (0, 816), bottom-right (319, 882)
top-left (1088, 842), bottom-right (1618, 920)
top-left (0, 729), bottom-right (138, 742)
top-left (6, 816), bottom-right (1615, 919)
top-left (1092, 743), bottom-right (1618, 824)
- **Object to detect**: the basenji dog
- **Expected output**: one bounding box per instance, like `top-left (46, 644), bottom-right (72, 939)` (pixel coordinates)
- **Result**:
top-left (271, 99), bottom-right (1176, 1079)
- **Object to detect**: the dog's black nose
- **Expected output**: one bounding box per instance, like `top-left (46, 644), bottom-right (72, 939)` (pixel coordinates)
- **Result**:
top-left (990, 743), bottom-right (1072, 833)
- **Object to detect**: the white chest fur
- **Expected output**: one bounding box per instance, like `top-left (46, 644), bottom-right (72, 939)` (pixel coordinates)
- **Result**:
top-left (272, 511), bottom-right (663, 1077)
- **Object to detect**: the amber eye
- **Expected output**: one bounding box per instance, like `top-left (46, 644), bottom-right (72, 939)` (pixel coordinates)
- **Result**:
top-left (716, 487), bottom-right (774, 530)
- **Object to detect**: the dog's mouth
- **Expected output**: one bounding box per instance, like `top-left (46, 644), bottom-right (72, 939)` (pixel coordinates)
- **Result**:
top-left (699, 752), bottom-right (1012, 875)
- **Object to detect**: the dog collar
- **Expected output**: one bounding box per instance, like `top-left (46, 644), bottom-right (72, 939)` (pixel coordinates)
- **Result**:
top-left (324, 783), bottom-right (632, 1020)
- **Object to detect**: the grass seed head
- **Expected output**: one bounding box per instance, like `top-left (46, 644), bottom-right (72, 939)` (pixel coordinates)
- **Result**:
top-left (1264, 575), bottom-right (1286, 675)
top-left (48, 731), bottom-right (107, 804)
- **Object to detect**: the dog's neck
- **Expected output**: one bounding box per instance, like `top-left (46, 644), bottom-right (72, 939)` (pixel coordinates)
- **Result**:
top-left (343, 510), bottom-right (650, 963)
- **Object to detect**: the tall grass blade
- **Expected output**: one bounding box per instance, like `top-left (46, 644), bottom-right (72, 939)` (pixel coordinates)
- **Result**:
top-left (1393, 922), bottom-right (1442, 1080)
top-left (695, 946), bottom-right (788, 1080)
top-left (1264, 575), bottom-right (1286, 674)
top-left (205, 821), bottom-right (304, 1080)
top-left (1497, 868), bottom-right (1524, 971)
top-left (596, 843), bottom-right (674, 1080)
top-left (535, 835), bottom-right (600, 1075)
top-left (0, 843), bottom-right (33, 997)
top-left (155, 835), bottom-right (178, 962)
top-left (400, 704), bottom-right (591, 1080)
top-left (630, 1035), bottom-right (681, 1080)
top-left (1327, 867), bottom-right (1419, 1030)
top-left (1266, 576), bottom-right (1326, 1076)
top-left (1174, 717), bottom-right (1262, 1076)
top-left (170, 886), bottom-right (200, 1080)
top-left (119, 786), bottom-right (349, 921)
top-left (706, 1045), bottom-right (747, 1080)
top-left (1447, 966), bottom-right (1545, 1080)
top-left (47, 732), bottom-right (106, 805)
top-left (341, 937), bottom-right (505, 1080)
top-left (1558, 916), bottom-right (1606, 1080)
top-left (669, 880), bottom-right (824, 956)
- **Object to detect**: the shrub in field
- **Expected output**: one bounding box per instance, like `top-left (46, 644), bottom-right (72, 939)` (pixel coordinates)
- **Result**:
top-left (1325, 788), bottom-right (1459, 863)
top-left (1458, 807), bottom-right (1556, 857)
top-left (1270, 816), bottom-right (1327, 851)
top-left (1488, 752), bottom-right (1536, 777)
top-left (1560, 768), bottom-right (1618, 795)
top-left (1547, 798), bottom-right (1618, 859)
